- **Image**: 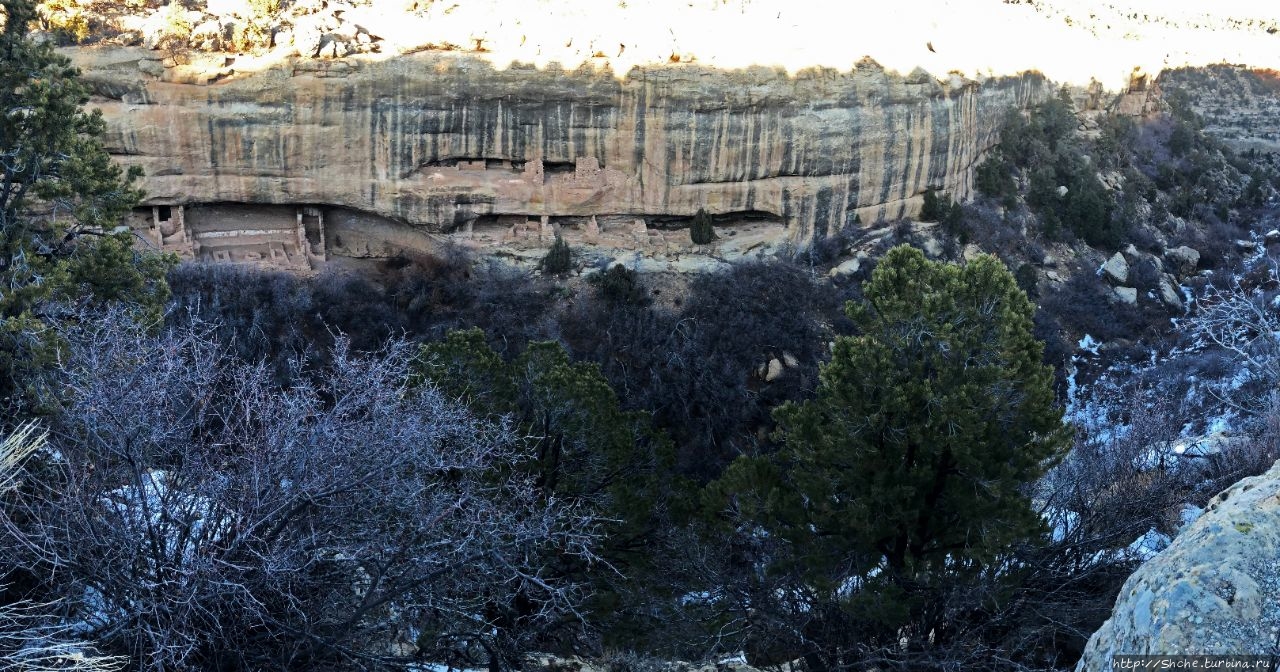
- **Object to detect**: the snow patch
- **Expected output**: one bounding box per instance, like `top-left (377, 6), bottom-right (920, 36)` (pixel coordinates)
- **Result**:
top-left (1177, 503), bottom-right (1203, 530)
top-left (1127, 528), bottom-right (1172, 562)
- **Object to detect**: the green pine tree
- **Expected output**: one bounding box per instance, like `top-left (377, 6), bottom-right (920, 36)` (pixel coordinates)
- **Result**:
top-left (416, 330), bottom-right (690, 642)
top-left (541, 234), bottom-right (572, 273)
top-left (709, 245), bottom-right (1069, 667)
top-left (690, 208), bottom-right (715, 245)
top-left (0, 0), bottom-right (175, 408)
top-left (920, 187), bottom-right (945, 222)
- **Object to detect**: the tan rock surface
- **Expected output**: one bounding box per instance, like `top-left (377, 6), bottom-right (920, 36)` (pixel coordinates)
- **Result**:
top-left (70, 47), bottom-right (1050, 249)
top-left (1077, 460), bottom-right (1280, 670)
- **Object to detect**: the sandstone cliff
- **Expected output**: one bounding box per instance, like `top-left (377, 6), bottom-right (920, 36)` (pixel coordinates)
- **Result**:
top-left (1076, 460), bottom-right (1280, 670)
top-left (70, 47), bottom-right (1049, 251)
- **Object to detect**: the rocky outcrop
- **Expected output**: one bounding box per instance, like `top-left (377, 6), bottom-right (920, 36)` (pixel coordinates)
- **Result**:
top-left (1076, 460), bottom-right (1280, 670)
top-left (1160, 66), bottom-right (1280, 153)
top-left (69, 47), bottom-right (1049, 248)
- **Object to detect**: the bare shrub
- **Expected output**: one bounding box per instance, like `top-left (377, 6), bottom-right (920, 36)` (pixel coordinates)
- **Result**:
top-left (1191, 394), bottom-right (1280, 502)
top-left (953, 199), bottom-right (1033, 259)
top-left (1007, 387), bottom-right (1197, 667)
top-left (1048, 388), bottom-right (1188, 538)
top-left (1179, 265), bottom-right (1280, 416)
top-left (167, 250), bottom-right (553, 365)
top-left (1040, 272), bottom-right (1169, 344)
top-left (1, 424), bottom-right (127, 672)
top-left (4, 310), bottom-right (597, 671)
top-left (1186, 213), bottom-right (1248, 270)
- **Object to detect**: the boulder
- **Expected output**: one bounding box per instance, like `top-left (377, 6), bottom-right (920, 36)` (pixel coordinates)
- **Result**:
top-left (828, 255), bottom-right (862, 278)
top-left (291, 16), bottom-right (324, 56)
top-left (921, 237), bottom-right (945, 259)
top-left (1158, 273), bottom-right (1183, 310)
top-left (206, 0), bottom-right (251, 15)
top-left (190, 20), bottom-right (226, 51)
top-left (274, 27), bottom-right (294, 50)
top-left (142, 26), bottom-right (163, 50)
top-left (330, 20), bottom-right (360, 41)
top-left (1163, 246), bottom-right (1200, 277)
top-left (317, 35), bottom-right (348, 59)
top-left (1101, 252), bottom-right (1129, 284)
top-left (1076, 460), bottom-right (1280, 670)
top-left (1112, 286), bottom-right (1137, 305)
top-left (137, 58), bottom-right (165, 77)
top-left (1267, 229), bottom-right (1280, 245)
top-left (764, 358), bottom-right (784, 382)
top-left (1236, 239), bottom-right (1259, 253)
top-left (293, 0), bottom-right (327, 13)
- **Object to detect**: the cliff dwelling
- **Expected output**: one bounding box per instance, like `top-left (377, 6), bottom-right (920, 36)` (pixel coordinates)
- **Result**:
top-left (133, 203), bottom-right (327, 270)
top-left (129, 153), bottom-right (791, 270)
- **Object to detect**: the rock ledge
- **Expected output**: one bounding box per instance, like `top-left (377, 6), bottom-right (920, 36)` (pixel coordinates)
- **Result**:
top-left (1077, 459), bottom-right (1280, 670)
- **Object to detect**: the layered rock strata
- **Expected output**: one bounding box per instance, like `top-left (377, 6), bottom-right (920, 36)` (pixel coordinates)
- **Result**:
top-left (72, 47), bottom-right (1048, 252)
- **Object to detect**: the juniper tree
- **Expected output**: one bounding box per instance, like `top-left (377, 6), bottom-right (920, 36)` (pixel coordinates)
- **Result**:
top-left (920, 187), bottom-right (944, 221)
top-left (690, 208), bottom-right (715, 245)
top-left (417, 329), bottom-right (689, 647)
top-left (0, 0), bottom-right (172, 408)
top-left (709, 245), bottom-right (1070, 669)
top-left (541, 234), bottom-right (571, 273)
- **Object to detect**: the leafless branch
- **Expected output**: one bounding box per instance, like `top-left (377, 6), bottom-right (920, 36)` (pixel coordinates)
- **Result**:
top-left (3, 309), bottom-right (599, 671)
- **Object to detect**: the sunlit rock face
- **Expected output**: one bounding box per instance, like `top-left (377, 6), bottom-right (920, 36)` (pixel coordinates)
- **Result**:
top-left (72, 48), bottom-right (1049, 247)
top-left (1076, 460), bottom-right (1280, 671)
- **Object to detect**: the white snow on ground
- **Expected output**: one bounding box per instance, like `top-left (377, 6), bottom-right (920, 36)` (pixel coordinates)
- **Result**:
top-left (410, 664), bottom-right (486, 672)
top-left (1127, 528), bottom-right (1173, 562)
top-left (677, 590), bottom-right (716, 606)
top-left (1177, 503), bottom-right (1204, 531)
top-left (100, 470), bottom-right (233, 565)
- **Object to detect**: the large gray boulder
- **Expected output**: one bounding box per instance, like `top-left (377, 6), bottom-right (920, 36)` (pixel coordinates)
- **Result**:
top-left (1112, 286), bottom-right (1138, 305)
top-left (828, 254), bottom-right (865, 278)
top-left (1101, 252), bottom-right (1130, 284)
top-left (1158, 273), bottom-right (1184, 310)
top-left (1163, 246), bottom-right (1200, 278)
top-left (1076, 460), bottom-right (1280, 670)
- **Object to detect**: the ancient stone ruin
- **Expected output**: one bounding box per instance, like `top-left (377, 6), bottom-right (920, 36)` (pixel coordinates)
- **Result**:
top-left (70, 47), bottom-right (1050, 268)
top-left (131, 203), bottom-right (327, 269)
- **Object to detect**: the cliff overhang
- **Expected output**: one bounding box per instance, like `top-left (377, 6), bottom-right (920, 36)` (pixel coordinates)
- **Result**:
top-left (71, 46), bottom-right (1051, 265)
